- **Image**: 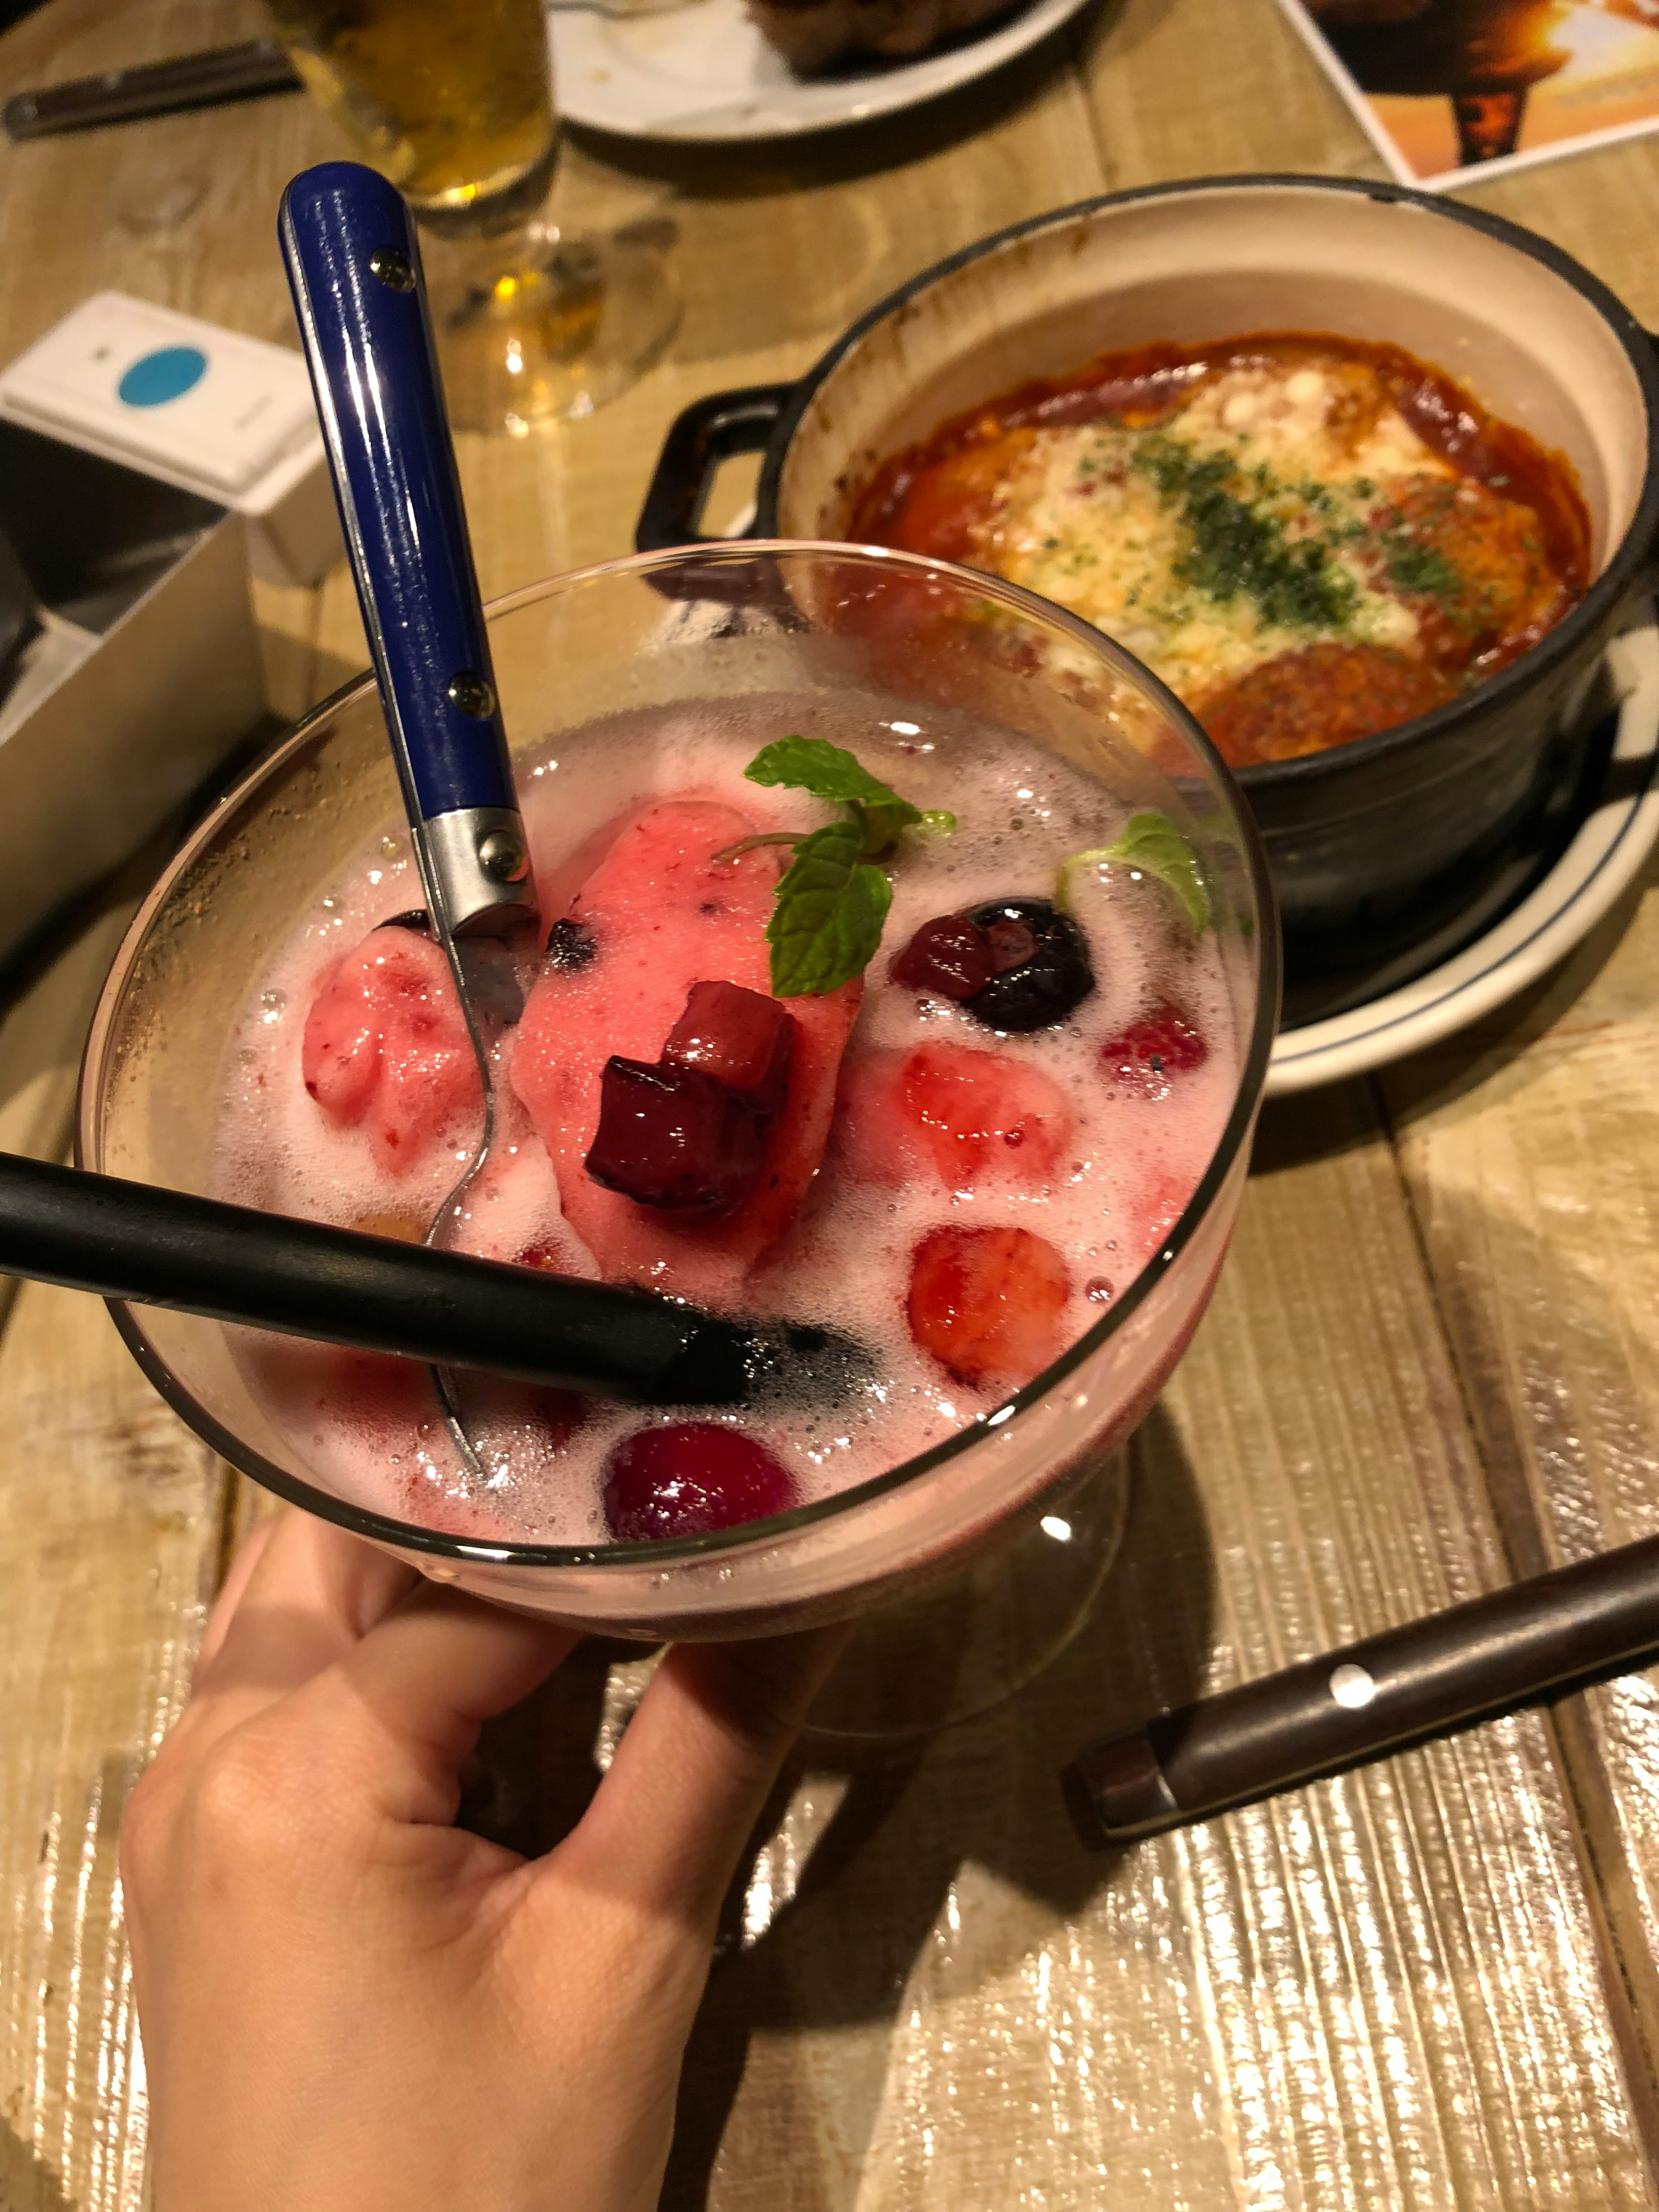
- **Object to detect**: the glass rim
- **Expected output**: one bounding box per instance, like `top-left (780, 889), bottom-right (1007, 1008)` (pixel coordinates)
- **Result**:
top-left (81, 539), bottom-right (1281, 1572)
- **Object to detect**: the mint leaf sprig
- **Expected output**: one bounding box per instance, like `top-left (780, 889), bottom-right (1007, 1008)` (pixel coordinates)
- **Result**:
top-left (1056, 811), bottom-right (1210, 934)
top-left (747, 734), bottom-right (955, 856)
top-left (736, 736), bottom-right (951, 996)
top-left (764, 822), bottom-right (893, 997)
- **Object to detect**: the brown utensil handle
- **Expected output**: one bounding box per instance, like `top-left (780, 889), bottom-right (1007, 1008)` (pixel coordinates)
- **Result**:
top-left (3, 40), bottom-right (301, 141)
top-left (1070, 1533), bottom-right (1659, 1841)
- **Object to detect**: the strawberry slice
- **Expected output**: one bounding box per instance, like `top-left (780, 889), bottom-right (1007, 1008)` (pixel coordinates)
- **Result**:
top-left (302, 927), bottom-right (480, 1176)
top-left (839, 1039), bottom-right (1072, 1189)
top-left (906, 1224), bottom-right (1071, 1389)
top-left (511, 800), bottom-right (860, 1301)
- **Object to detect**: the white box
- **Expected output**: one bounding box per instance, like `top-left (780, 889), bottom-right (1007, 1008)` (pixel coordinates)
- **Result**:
top-left (0, 420), bottom-right (267, 966)
top-left (0, 293), bottom-right (340, 588)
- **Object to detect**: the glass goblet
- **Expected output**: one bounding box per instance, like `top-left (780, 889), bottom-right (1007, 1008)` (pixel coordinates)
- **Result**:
top-left (266, 0), bottom-right (678, 432)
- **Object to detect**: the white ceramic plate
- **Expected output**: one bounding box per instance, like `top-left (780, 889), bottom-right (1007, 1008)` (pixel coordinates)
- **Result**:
top-left (549, 0), bottom-right (1093, 142)
top-left (1266, 603), bottom-right (1659, 1096)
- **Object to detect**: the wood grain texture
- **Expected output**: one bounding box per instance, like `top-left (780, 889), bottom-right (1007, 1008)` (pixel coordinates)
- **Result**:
top-left (632, 1088), bottom-right (1650, 2208)
top-left (1381, 859), bottom-right (1659, 2157)
top-left (1076, 0), bottom-right (1389, 185)
top-left (4, 0), bottom-right (1659, 2203)
top-left (0, 1274), bottom-right (228, 2212)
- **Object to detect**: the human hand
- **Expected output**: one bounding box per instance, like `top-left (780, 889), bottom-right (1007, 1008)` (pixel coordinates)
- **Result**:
top-left (121, 1508), bottom-right (842, 2212)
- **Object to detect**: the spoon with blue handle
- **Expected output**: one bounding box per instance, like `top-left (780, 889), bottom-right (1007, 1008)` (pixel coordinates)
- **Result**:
top-left (279, 160), bottom-right (543, 1473)
top-left (279, 159), bottom-right (537, 979)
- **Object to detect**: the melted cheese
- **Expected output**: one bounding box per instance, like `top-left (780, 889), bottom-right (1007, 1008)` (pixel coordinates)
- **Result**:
top-left (971, 361), bottom-right (1455, 702)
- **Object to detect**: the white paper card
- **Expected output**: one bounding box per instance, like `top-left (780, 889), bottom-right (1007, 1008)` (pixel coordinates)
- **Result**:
top-left (0, 293), bottom-right (318, 497)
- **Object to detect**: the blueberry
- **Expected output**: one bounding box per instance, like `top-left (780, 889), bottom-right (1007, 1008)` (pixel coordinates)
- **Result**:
top-left (962, 898), bottom-right (1095, 1033)
top-left (546, 916), bottom-right (597, 970)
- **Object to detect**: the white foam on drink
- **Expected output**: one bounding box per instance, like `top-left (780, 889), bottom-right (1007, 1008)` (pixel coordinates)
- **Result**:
top-left (212, 693), bottom-right (1245, 1545)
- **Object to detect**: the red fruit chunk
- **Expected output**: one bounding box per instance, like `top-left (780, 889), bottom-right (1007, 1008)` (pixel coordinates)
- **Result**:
top-left (1100, 1005), bottom-right (1208, 1098)
top-left (511, 799), bottom-right (861, 1301)
top-left (901, 1040), bottom-right (1071, 1186)
top-left (515, 1242), bottom-right (569, 1273)
top-left (602, 1422), bottom-right (795, 1541)
top-left (664, 980), bottom-right (795, 1108)
top-left (891, 915), bottom-right (993, 1000)
top-left (585, 1057), bottom-right (768, 1217)
top-left (302, 927), bottom-right (480, 1176)
top-left (906, 1224), bottom-right (1071, 1389)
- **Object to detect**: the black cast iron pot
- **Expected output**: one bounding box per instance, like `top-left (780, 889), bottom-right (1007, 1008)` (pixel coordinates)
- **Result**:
top-left (637, 176), bottom-right (1659, 973)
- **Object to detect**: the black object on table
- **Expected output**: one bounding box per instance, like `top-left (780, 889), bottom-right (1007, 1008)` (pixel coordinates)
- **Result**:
top-left (3, 39), bottom-right (301, 140)
top-left (1070, 1533), bottom-right (1659, 1841)
top-left (0, 1150), bottom-right (870, 1412)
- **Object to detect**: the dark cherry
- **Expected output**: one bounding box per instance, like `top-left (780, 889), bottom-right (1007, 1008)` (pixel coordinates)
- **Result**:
top-left (962, 899), bottom-right (1095, 1033)
top-left (546, 916), bottom-right (597, 970)
top-left (584, 1058), bottom-right (766, 1217)
top-left (1100, 1005), bottom-right (1208, 1096)
top-left (890, 915), bottom-right (994, 1001)
top-left (602, 1423), bottom-right (796, 1541)
top-left (664, 980), bottom-right (794, 1113)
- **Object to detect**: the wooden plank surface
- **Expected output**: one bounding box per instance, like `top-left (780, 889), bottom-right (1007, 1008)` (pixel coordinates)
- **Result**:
top-left (5, 0), bottom-right (1659, 2205)
top-left (0, 1273), bottom-right (229, 2212)
top-left (1381, 852), bottom-right (1659, 2140)
top-left (657, 1087), bottom-right (1652, 2208)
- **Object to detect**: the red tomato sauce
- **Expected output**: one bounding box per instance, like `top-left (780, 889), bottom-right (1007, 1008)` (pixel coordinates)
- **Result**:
top-left (847, 332), bottom-right (1591, 766)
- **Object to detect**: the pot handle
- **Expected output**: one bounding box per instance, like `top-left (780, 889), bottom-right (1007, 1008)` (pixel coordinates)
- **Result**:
top-left (635, 383), bottom-right (794, 551)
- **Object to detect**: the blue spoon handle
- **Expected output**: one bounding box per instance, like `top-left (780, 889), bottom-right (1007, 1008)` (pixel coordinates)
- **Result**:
top-left (278, 160), bottom-right (537, 937)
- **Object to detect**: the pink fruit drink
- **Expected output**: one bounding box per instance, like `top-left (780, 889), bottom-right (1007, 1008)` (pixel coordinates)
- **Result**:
top-left (212, 696), bottom-right (1239, 1545)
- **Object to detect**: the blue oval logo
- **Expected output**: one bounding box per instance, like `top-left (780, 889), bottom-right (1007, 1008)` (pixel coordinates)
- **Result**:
top-left (118, 345), bottom-right (208, 408)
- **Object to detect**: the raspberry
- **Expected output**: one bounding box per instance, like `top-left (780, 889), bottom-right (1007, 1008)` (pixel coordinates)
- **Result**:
top-left (1100, 1006), bottom-right (1208, 1098)
top-left (906, 1224), bottom-right (1071, 1389)
top-left (602, 1423), bottom-right (795, 1541)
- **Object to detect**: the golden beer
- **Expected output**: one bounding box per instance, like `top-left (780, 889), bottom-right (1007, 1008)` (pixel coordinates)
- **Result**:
top-left (267, 0), bottom-right (557, 223)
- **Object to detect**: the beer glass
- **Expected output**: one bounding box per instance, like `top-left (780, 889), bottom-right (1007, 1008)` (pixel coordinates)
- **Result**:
top-left (266, 0), bottom-right (678, 431)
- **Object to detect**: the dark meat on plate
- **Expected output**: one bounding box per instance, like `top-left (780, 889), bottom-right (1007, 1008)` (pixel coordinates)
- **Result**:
top-left (749, 0), bottom-right (1020, 76)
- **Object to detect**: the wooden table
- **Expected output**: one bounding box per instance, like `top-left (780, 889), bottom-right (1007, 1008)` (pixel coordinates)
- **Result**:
top-left (6, 0), bottom-right (1659, 2203)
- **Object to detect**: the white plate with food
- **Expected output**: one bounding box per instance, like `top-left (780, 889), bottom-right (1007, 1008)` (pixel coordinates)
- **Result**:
top-left (1265, 605), bottom-right (1659, 1095)
top-left (548, 0), bottom-right (1095, 143)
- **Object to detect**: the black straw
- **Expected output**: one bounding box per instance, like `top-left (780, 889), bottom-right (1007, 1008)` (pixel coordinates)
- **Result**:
top-left (0, 1152), bottom-right (864, 1408)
